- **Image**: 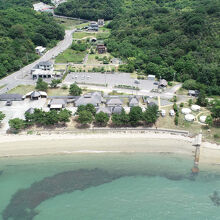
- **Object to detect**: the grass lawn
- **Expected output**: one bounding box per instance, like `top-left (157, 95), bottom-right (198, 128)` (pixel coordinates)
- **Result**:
top-left (0, 84), bottom-right (6, 90)
top-left (55, 49), bottom-right (86, 63)
top-left (96, 31), bottom-right (110, 40)
top-left (54, 64), bottom-right (67, 71)
top-left (87, 53), bottom-right (112, 65)
top-left (54, 17), bottom-right (83, 30)
top-left (73, 32), bottom-right (96, 39)
top-left (69, 64), bottom-right (117, 72)
top-left (75, 22), bottom-right (90, 29)
top-left (156, 105), bottom-right (220, 144)
top-left (7, 85), bottom-right (35, 95)
top-left (47, 88), bottom-right (69, 96)
top-left (176, 87), bottom-right (188, 95)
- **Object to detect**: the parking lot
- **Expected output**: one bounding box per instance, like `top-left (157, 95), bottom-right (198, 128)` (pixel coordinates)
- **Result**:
top-left (64, 72), bottom-right (158, 91)
top-left (0, 99), bottom-right (48, 131)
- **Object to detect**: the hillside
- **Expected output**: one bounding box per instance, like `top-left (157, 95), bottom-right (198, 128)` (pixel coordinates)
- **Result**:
top-left (0, 3), bottom-right (64, 79)
top-left (55, 0), bottom-right (122, 20)
top-left (56, 0), bottom-right (220, 95)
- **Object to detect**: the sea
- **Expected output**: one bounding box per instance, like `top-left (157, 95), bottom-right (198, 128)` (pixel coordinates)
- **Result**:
top-left (0, 153), bottom-right (220, 220)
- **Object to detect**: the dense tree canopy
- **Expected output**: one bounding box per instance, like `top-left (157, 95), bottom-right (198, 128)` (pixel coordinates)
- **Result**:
top-left (0, 6), bottom-right (64, 78)
top-left (55, 0), bottom-right (220, 95)
top-left (55, 0), bottom-right (122, 20)
top-left (106, 0), bottom-right (220, 95)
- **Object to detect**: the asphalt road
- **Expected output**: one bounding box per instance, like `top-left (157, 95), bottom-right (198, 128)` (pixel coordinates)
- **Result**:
top-left (0, 29), bottom-right (75, 94)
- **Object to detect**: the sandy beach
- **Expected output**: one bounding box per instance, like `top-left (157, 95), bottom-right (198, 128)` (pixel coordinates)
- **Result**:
top-left (0, 132), bottom-right (219, 165)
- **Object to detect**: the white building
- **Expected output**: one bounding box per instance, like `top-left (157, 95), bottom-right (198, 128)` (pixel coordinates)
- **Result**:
top-left (161, 109), bottom-right (166, 117)
top-left (191, 105), bottom-right (201, 112)
top-left (169, 109), bottom-right (175, 116)
top-left (185, 114), bottom-right (195, 122)
top-left (33, 2), bottom-right (54, 12)
top-left (148, 75), bottom-right (156, 80)
top-left (35, 46), bottom-right (46, 56)
top-left (181, 108), bottom-right (191, 115)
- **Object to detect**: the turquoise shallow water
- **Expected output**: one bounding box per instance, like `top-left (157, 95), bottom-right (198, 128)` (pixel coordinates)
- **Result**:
top-left (0, 153), bottom-right (220, 220)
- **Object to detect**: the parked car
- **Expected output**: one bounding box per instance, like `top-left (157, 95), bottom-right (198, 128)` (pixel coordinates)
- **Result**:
top-left (6, 100), bottom-right (12, 106)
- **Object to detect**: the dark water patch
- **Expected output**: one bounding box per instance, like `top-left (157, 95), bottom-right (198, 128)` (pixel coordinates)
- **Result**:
top-left (3, 166), bottom-right (206, 220)
top-left (210, 191), bottom-right (220, 206)
top-left (0, 170), bottom-right (3, 175)
top-left (2, 168), bottom-right (122, 220)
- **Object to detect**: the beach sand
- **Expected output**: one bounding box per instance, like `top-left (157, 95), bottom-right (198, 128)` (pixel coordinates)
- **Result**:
top-left (0, 132), bottom-right (219, 164)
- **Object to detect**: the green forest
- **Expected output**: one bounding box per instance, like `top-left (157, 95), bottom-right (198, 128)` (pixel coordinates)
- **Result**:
top-left (56, 0), bottom-right (220, 95)
top-left (0, 1), bottom-right (64, 79)
top-left (55, 0), bottom-right (122, 20)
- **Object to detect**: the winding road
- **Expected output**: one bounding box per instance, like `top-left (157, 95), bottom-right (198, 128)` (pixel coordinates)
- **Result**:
top-left (0, 29), bottom-right (75, 94)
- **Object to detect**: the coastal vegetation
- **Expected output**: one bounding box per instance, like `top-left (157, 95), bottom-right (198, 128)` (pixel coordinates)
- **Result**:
top-left (0, 111), bottom-right (5, 123)
top-left (9, 109), bottom-right (72, 132)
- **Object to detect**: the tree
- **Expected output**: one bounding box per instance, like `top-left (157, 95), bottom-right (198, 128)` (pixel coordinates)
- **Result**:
top-left (143, 105), bottom-right (159, 125)
top-left (95, 112), bottom-right (109, 126)
top-left (112, 109), bottom-right (129, 126)
top-left (76, 105), bottom-right (86, 115)
top-left (59, 109), bottom-right (72, 124)
top-left (129, 106), bottom-right (143, 126)
top-left (210, 99), bottom-right (220, 122)
top-left (205, 115), bottom-right (213, 127)
top-left (197, 90), bottom-right (208, 107)
top-left (50, 79), bottom-right (61, 88)
top-left (36, 78), bottom-right (48, 91)
top-left (85, 104), bottom-right (96, 116)
top-left (44, 110), bottom-right (60, 125)
top-left (0, 111), bottom-right (5, 123)
top-left (69, 83), bottom-right (82, 96)
top-left (9, 118), bottom-right (25, 133)
top-left (78, 110), bottom-right (93, 125)
top-left (188, 99), bottom-right (193, 106)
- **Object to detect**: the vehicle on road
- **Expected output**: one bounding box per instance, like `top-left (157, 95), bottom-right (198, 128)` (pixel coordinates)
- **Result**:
top-left (6, 100), bottom-right (12, 106)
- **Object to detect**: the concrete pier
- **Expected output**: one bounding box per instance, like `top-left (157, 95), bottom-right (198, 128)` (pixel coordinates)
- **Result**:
top-left (192, 134), bottom-right (202, 174)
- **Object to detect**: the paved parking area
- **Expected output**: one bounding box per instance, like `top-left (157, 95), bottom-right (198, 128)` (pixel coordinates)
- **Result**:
top-left (64, 72), bottom-right (158, 91)
top-left (0, 99), bottom-right (48, 131)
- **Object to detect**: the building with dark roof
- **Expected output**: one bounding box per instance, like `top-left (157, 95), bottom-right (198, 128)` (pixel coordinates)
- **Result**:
top-left (129, 97), bottom-right (139, 107)
top-left (106, 98), bottom-right (123, 107)
top-left (75, 92), bottom-right (102, 107)
top-left (0, 94), bottom-right (24, 101)
top-left (48, 99), bottom-right (66, 110)
top-left (111, 106), bottom-right (123, 114)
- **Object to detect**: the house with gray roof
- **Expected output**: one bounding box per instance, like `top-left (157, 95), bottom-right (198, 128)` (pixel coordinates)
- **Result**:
top-left (106, 98), bottom-right (123, 107)
top-left (37, 61), bottom-right (53, 70)
top-left (48, 99), bottom-right (66, 110)
top-left (159, 79), bottom-right (168, 88)
top-left (25, 91), bottom-right (47, 100)
top-left (129, 96), bottom-right (139, 107)
top-left (148, 101), bottom-right (157, 107)
top-left (111, 106), bottom-right (123, 114)
top-left (25, 108), bottom-right (35, 114)
top-left (0, 94), bottom-right (24, 101)
top-left (96, 106), bottom-right (111, 115)
top-left (75, 92), bottom-right (102, 107)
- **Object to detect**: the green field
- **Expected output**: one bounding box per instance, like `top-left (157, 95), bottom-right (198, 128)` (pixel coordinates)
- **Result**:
top-left (47, 88), bottom-right (69, 96)
top-left (54, 17), bottom-right (83, 30)
top-left (73, 32), bottom-right (96, 39)
top-left (8, 85), bottom-right (35, 95)
top-left (55, 49), bottom-right (86, 63)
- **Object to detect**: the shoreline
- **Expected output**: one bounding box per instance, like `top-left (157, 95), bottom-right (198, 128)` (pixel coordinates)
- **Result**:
top-left (0, 132), bottom-right (219, 165)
